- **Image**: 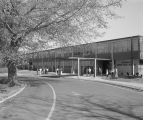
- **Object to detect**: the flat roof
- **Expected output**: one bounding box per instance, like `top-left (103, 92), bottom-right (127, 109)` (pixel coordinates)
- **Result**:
top-left (28, 35), bottom-right (143, 54)
top-left (68, 57), bottom-right (110, 60)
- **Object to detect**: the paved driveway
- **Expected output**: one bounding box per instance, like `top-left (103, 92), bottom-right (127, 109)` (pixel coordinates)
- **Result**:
top-left (0, 77), bottom-right (53, 120)
top-left (1, 70), bottom-right (143, 120)
top-left (47, 77), bottom-right (143, 120)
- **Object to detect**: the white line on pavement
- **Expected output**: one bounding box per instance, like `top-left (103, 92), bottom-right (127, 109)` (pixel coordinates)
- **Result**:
top-left (46, 83), bottom-right (56, 120)
top-left (0, 84), bottom-right (26, 104)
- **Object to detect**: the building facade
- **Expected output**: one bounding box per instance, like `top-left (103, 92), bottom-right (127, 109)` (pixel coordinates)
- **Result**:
top-left (27, 35), bottom-right (143, 76)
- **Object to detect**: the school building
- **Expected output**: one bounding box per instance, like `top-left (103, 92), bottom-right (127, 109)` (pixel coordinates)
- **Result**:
top-left (27, 35), bottom-right (143, 76)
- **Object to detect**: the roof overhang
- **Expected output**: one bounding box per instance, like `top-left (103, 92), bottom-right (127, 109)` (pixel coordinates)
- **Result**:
top-left (68, 57), bottom-right (111, 61)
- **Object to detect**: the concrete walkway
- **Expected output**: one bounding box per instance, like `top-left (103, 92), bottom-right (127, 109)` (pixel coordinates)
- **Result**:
top-left (16, 70), bottom-right (143, 91)
top-left (67, 76), bottom-right (143, 91)
top-left (32, 69), bottom-right (143, 91)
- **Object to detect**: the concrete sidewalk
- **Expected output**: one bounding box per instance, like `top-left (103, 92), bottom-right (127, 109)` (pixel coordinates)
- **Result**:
top-left (25, 70), bottom-right (143, 91)
top-left (17, 70), bottom-right (143, 91)
top-left (67, 76), bottom-right (143, 91)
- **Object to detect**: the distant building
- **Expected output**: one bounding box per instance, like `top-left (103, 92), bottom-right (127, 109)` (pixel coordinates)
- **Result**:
top-left (27, 35), bottom-right (143, 76)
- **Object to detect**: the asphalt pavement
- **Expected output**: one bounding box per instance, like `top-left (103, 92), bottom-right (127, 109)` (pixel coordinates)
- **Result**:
top-left (38, 71), bottom-right (143, 92)
top-left (1, 70), bottom-right (143, 120)
top-left (66, 76), bottom-right (143, 91)
top-left (0, 77), bottom-right (54, 120)
top-left (47, 76), bottom-right (143, 120)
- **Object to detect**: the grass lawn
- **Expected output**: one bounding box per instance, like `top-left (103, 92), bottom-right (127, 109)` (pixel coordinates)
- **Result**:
top-left (0, 67), bottom-right (7, 73)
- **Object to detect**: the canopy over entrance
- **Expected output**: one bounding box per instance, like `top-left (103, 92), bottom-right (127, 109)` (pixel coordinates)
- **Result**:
top-left (69, 57), bottom-right (111, 76)
top-left (69, 57), bottom-right (110, 61)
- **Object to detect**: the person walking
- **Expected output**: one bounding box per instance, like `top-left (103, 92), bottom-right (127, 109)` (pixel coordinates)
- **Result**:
top-left (56, 68), bottom-right (59, 75)
top-left (37, 68), bottom-right (39, 75)
top-left (115, 68), bottom-right (118, 79)
top-left (46, 68), bottom-right (49, 74)
top-left (39, 68), bottom-right (42, 75)
top-left (86, 68), bottom-right (88, 76)
top-left (88, 67), bottom-right (91, 76)
top-left (99, 67), bottom-right (102, 76)
top-left (106, 69), bottom-right (109, 77)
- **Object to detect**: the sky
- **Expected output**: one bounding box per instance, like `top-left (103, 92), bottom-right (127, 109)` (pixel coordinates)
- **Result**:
top-left (96, 0), bottom-right (143, 41)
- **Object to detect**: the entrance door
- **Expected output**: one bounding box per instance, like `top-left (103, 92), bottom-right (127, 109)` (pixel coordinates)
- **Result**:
top-left (102, 61), bottom-right (110, 74)
top-left (80, 60), bottom-right (94, 76)
top-left (97, 60), bottom-right (110, 75)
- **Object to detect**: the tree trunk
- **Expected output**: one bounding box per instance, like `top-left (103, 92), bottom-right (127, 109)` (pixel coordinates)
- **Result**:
top-left (7, 61), bottom-right (17, 87)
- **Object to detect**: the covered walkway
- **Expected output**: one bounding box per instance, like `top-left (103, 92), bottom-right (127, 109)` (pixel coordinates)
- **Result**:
top-left (69, 57), bottom-right (111, 77)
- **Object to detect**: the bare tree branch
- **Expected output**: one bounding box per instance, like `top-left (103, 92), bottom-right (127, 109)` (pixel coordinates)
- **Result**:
top-left (24, 0), bottom-right (88, 36)
top-left (24, 4), bottom-right (37, 16)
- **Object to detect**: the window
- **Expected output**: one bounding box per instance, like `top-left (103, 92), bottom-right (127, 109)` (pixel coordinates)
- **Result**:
top-left (140, 60), bottom-right (143, 65)
top-left (132, 38), bottom-right (138, 51)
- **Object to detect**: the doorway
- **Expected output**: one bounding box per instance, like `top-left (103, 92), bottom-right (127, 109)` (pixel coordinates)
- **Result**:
top-left (97, 60), bottom-right (111, 75)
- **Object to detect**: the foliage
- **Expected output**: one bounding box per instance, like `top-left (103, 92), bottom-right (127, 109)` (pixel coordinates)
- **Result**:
top-left (0, 0), bottom-right (124, 65)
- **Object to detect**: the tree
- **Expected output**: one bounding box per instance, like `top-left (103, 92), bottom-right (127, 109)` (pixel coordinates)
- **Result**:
top-left (0, 0), bottom-right (124, 86)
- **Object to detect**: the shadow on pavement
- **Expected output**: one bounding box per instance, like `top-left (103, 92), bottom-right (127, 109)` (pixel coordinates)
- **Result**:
top-left (18, 76), bottom-right (64, 87)
top-left (18, 77), bottom-right (46, 87)
top-left (40, 74), bottom-right (77, 78)
top-left (54, 95), bottom-right (143, 120)
top-left (41, 75), bottom-right (61, 78)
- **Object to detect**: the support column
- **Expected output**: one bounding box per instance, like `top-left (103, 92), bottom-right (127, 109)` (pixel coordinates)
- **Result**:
top-left (131, 38), bottom-right (134, 75)
top-left (78, 58), bottom-right (80, 76)
top-left (94, 59), bottom-right (96, 77)
top-left (63, 60), bottom-right (65, 73)
top-left (54, 59), bottom-right (56, 72)
top-left (111, 45), bottom-right (114, 72)
top-left (132, 59), bottom-right (135, 75)
top-left (54, 53), bottom-right (56, 72)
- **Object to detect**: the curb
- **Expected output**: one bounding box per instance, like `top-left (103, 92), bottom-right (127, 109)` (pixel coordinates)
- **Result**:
top-left (68, 76), bottom-right (143, 92)
top-left (94, 80), bottom-right (143, 92)
top-left (0, 84), bottom-right (26, 104)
